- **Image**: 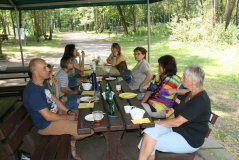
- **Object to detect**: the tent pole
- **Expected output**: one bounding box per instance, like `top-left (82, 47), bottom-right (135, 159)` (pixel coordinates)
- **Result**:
top-left (147, 0), bottom-right (151, 63)
top-left (8, 0), bottom-right (25, 66)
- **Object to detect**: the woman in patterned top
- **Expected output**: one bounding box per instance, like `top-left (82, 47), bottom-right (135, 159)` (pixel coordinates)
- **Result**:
top-left (141, 55), bottom-right (181, 118)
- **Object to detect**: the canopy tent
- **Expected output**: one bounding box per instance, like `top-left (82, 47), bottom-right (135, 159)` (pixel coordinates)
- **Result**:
top-left (0, 0), bottom-right (161, 10)
top-left (0, 0), bottom-right (162, 65)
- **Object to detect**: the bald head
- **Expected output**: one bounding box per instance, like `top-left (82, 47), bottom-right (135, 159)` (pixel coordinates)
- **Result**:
top-left (29, 58), bottom-right (50, 81)
top-left (29, 58), bottom-right (45, 73)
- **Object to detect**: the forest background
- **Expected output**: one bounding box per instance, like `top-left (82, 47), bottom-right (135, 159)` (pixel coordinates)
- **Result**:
top-left (0, 0), bottom-right (239, 158)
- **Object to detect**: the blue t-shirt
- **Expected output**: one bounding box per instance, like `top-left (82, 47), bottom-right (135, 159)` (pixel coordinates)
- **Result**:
top-left (23, 80), bottom-right (52, 129)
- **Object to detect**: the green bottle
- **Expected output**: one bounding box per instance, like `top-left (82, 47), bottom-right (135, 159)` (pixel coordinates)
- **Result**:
top-left (107, 93), bottom-right (115, 115)
top-left (105, 81), bottom-right (111, 103)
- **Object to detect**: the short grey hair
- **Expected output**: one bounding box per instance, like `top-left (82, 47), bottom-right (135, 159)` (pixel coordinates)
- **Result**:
top-left (183, 65), bottom-right (205, 87)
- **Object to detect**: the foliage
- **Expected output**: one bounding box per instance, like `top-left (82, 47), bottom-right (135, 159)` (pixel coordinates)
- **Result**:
top-left (168, 15), bottom-right (239, 45)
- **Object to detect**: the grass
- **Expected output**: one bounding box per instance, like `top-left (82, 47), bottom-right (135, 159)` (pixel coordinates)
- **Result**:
top-left (2, 34), bottom-right (61, 57)
top-left (108, 34), bottom-right (239, 157)
top-left (2, 32), bottom-right (239, 157)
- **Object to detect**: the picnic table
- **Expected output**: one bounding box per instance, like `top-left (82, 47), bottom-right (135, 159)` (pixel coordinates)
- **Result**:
top-left (0, 66), bottom-right (29, 80)
top-left (77, 80), bottom-right (154, 160)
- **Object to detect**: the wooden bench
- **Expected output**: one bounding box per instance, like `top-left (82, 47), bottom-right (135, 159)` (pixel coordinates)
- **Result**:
top-left (0, 100), bottom-right (71, 160)
top-left (155, 112), bottom-right (219, 160)
top-left (0, 85), bottom-right (26, 98)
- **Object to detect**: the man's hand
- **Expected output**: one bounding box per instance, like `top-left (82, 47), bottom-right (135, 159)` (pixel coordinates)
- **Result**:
top-left (67, 110), bottom-right (78, 121)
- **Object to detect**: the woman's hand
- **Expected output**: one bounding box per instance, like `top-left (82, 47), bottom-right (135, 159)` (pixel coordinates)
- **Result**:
top-left (81, 50), bottom-right (85, 57)
top-left (139, 85), bottom-right (145, 92)
top-left (167, 89), bottom-right (177, 95)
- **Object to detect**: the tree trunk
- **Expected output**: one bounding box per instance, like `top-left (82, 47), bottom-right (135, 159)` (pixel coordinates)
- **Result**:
top-left (235, 0), bottom-right (239, 25)
top-left (131, 5), bottom-right (137, 33)
top-left (0, 11), bottom-right (7, 35)
top-left (33, 11), bottom-right (40, 42)
top-left (199, 0), bottom-right (204, 16)
top-left (49, 11), bottom-right (53, 40)
top-left (213, 0), bottom-right (219, 27)
top-left (19, 10), bottom-right (22, 28)
top-left (116, 5), bottom-right (128, 35)
top-left (224, 0), bottom-right (237, 30)
top-left (183, 0), bottom-right (189, 19)
top-left (10, 11), bottom-right (16, 37)
top-left (94, 8), bottom-right (99, 33)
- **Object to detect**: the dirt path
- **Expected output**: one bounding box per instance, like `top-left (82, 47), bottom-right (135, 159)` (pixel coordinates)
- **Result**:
top-left (0, 32), bottom-right (112, 86)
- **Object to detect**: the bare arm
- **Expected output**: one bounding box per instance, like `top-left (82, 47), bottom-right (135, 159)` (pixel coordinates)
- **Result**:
top-left (141, 91), bottom-right (152, 103)
top-left (38, 108), bottom-right (75, 121)
top-left (51, 95), bottom-right (68, 113)
top-left (105, 53), bottom-right (113, 65)
top-left (167, 88), bottom-right (190, 95)
top-left (139, 70), bottom-right (153, 92)
top-left (111, 55), bottom-right (125, 66)
top-left (155, 115), bottom-right (188, 127)
top-left (60, 87), bottom-right (78, 95)
top-left (52, 76), bottom-right (59, 98)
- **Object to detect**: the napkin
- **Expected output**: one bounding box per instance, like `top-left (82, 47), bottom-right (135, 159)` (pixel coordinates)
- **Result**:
top-left (82, 91), bottom-right (95, 96)
top-left (131, 118), bottom-right (150, 124)
top-left (78, 103), bottom-right (94, 109)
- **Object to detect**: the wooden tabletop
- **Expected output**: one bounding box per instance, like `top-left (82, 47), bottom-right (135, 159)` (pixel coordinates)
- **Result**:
top-left (77, 79), bottom-right (154, 134)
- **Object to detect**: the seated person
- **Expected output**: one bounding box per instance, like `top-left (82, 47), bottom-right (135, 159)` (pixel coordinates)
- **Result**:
top-left (46, 64), bottom-right (68, 112)
top-left (63, 44), bottom-right (85, 89)
top-left (56, 57), bottom-right (80, 110)
top-left (138, 65), bottom-right (211, 160)
top-left (141, 55), bottom-right (181, 118)
top-left (23, 58), bottom-right (93, 160)
top-left (128, 47), bottom-right (153, 91)
top-left (105, 42), bottom-right (131, 81)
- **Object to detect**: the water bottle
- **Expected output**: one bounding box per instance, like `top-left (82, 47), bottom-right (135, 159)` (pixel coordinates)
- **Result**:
top-left (107, 93), bottom-right (115, 115)
top-left (91, 71), bottom-right (97, 90)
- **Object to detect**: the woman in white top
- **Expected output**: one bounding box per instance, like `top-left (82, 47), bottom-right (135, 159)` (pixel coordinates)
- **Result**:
top-left (128, 47), bottom-right (153, 92)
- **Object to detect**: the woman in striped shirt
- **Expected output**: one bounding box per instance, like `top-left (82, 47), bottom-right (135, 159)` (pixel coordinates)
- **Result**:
top-left (141, 55), bottom-right (182, 118)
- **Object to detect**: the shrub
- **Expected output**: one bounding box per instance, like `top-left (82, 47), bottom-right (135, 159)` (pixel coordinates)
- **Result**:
top-left (168, 15), bottom-right (239, 45)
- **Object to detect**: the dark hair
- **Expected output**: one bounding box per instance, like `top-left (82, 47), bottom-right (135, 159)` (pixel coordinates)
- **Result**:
top-left (158, 55), bottom-right (177, 76)
top-left (47, 64), bottom-right (54, 70)
top-left (111, 43), bottom-right (122, 55)
top-left (133, 47), bottom-right (147, 59)
top-left (60, 57), bottom-right (72, 69)
top-left (63, 44), bottom-right (75, 58)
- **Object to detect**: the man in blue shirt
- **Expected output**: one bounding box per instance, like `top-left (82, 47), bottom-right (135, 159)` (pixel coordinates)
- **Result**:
top-left (23, 58), bottom-right (93, 160)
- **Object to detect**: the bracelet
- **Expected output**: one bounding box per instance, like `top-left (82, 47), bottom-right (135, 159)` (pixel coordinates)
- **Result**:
top-left (67, 109), bottom-right (72, 115)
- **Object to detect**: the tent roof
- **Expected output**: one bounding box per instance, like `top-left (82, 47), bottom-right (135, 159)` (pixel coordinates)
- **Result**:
top-left (0, 0), bottom-right (161, 10)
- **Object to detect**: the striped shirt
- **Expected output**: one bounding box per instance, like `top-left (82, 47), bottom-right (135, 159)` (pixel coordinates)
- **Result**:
top-left (147, 75), bottom-right (181, 112)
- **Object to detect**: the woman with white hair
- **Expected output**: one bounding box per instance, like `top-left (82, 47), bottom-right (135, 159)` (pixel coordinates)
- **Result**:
top-left (138, 65), bottom-right (211, 160)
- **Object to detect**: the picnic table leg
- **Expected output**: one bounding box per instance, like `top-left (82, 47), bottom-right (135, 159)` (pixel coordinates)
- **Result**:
top-left (103, 131), bottom-right (127, 160)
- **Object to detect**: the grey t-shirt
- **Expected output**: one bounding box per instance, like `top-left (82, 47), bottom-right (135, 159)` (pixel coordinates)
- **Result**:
top-left (56, 69), bottom-right (69, 97)
top-left (129, 59), bottom-right (151, 90)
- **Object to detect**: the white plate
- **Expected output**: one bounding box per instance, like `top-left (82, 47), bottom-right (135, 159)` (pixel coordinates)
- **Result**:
top-left (80, 96), bottom-right (93, 102)
top-left (105, 77), bottom-right (116, 81)
top-left (84, 114), bottom-right (104, 122)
